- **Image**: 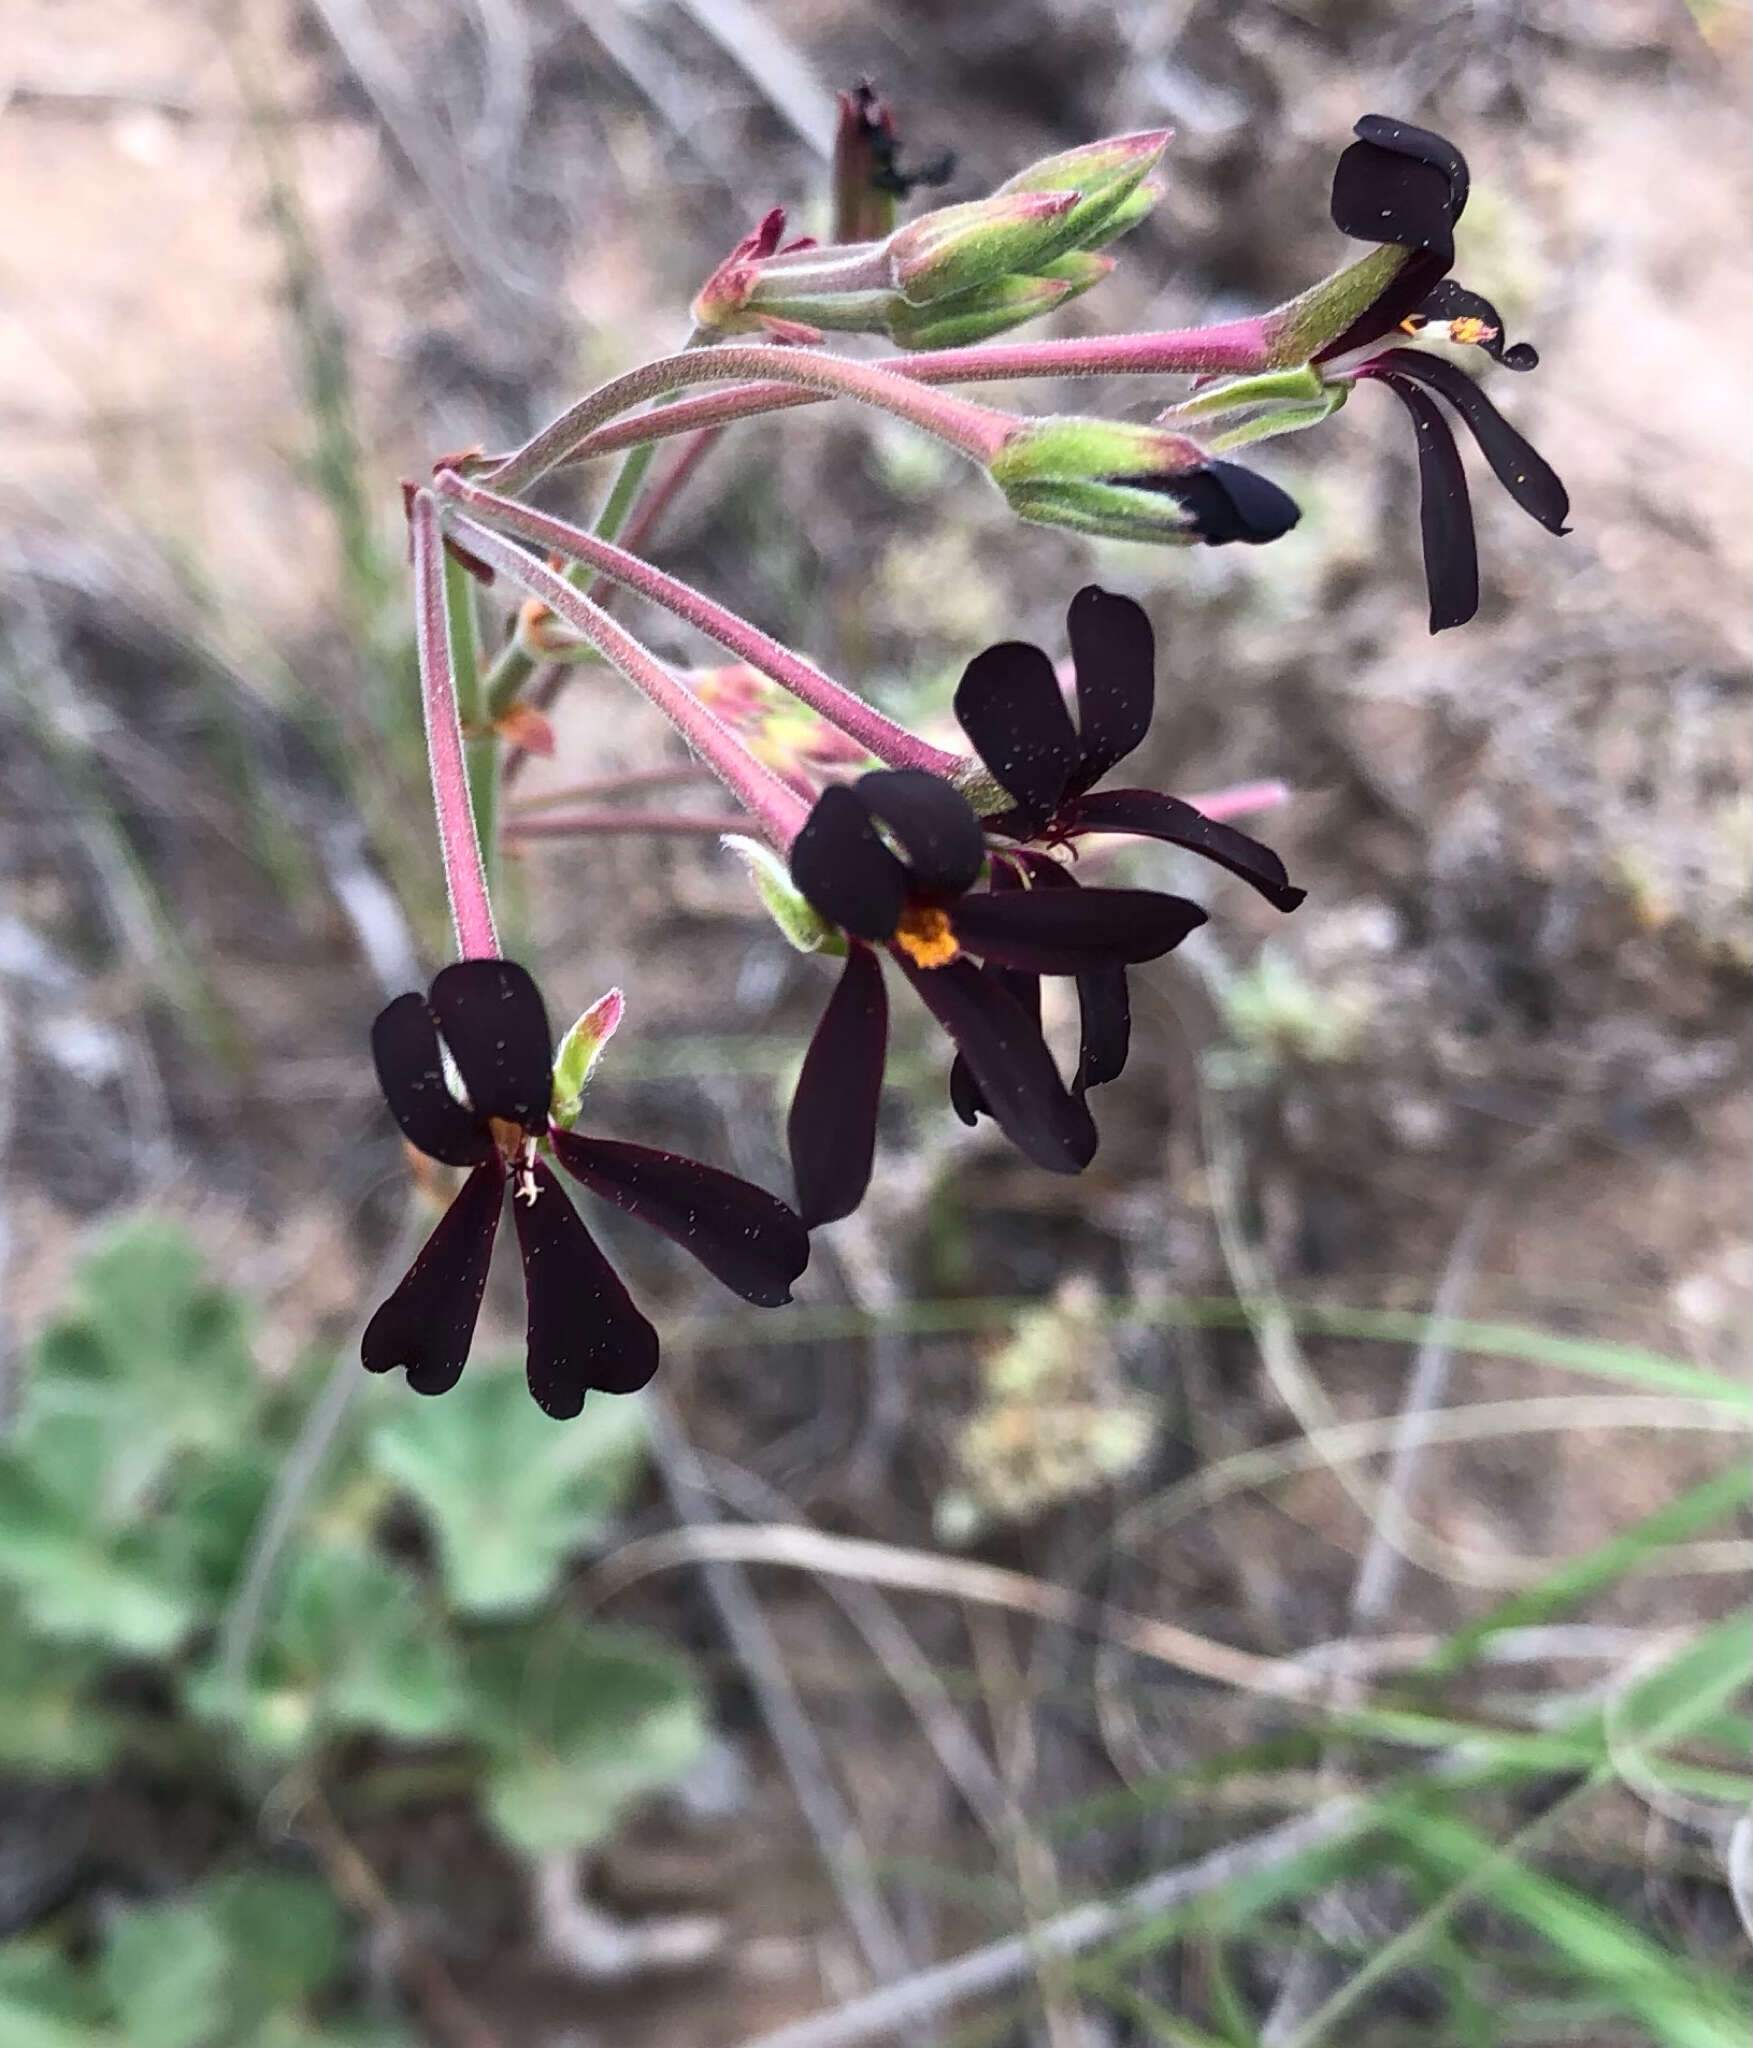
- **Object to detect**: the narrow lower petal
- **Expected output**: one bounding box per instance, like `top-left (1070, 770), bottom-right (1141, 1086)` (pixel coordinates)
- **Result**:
top-left (361, 1159), bottom-right (503, 1394)
top-left (370, 992), bottom-right (492, 1167)
top-left (1377, 373), bottom-right (1479, 632)
top-left (787, 941), bottom-right (889, 1227)
top-left (1375, 348), bottom-right (1570, 533)
top-left (1074, 962), bottom-right (1131, 1093)
top-left (1064, 789), bottom-right (1305, 911)
top-left (513, 1157), bottom-right (659, 1416)
top-left (947, 955), bottom-right (1041, 1125)
top-left (428, 958), bottom-right (554, 1133)
top-left (897, 953), bottom-right (1096, 1175)
top-left (950, 885), bottom-right (1207, 972)
top-left (952, 640), bottom-right (1079, 836)
top-left (550, 1131), bottom-right (809, 1307)
top-left (789, 784), bottom-right (908, 941)
top-left (1067, 585), bottom-right (1155, 788)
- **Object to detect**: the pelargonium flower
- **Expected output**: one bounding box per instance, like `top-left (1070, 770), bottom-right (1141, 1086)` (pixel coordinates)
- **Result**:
top-left (365, 959), bottom-right (808, 1417)
top-left (949, 584), bottom-right (1304, 1099)
top-left (1317, 116), bottom-right (1570, 629)
top-left (785, 770), bottom-right (1206, 1225)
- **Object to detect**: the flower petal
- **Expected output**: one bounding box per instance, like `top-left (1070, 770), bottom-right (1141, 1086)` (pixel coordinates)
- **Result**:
top-left (1063, 789), bottom-right (1306, 911)
top-left (513, 1157), bottom-right (659, 1416)
top-left (361, 1159), bottom-right (503, 1394)
top-left (370, 992), bottom-right (492, 1166)
top-left (857, 770), bottom-right (987, 896)
top-left (1331, 116), bottom-right (1466, 262)
top-left (1074, 962), bottom-right (1131, 1093)
top-left (789, 784), bottom-right (908, 941)
top-left (428, 958), bottom-right (554, 1134)
top-left (787, 941), bottom-right (889, 1227)
top-left (897, 954), bottom-right (1096, 1174)
top-left (1121, 462), bottom-right (1301, 545)
top-left (950, 885), bottom-right (1207, 972)
top-left (1374, 349), bottom-right (1570, 534)
top-left (1066, 584), bottom-right (1156, 788)
top-left (1376, 372), bottom-right (1479, 633)
top-left (1412, 280), bottom-right (1539, 371)
top-left (550, 1131), bottom-right (809, 1308)
top-left (952, 640), bottom-right (1079, 835)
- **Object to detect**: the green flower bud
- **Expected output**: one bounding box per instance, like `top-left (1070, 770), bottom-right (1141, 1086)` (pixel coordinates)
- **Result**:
top-left (722, 835), bottom-right (844, 956)
top-left (886, 272), bottom-right (1075, 350)
top-left (887, 190), bottom-right (1081, 305)
top-left (996, 129), bottom-right (1170, 252)
top-left (549, 987), bottom-right (625, 1129)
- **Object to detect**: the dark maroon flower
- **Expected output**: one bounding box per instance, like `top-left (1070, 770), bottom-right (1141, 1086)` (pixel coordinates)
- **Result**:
top-left (785, 769), bottom-right (1207, 1225)
top-left (364, 959), bottom-right (808, 1417)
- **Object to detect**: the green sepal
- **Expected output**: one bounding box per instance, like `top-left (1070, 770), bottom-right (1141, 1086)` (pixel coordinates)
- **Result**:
top-left (549, 988), bottom-right (624, 1130)
top-left (887, 190), bottom-right (1082, 305)
top-left (723, 834), bottom-right (844, 955)
top-left (1264, 243), bottom-right (1412, 363)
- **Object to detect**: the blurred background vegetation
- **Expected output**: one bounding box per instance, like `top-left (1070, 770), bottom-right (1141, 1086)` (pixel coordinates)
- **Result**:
top-left (0, 1), bottom-right (1748, 2043)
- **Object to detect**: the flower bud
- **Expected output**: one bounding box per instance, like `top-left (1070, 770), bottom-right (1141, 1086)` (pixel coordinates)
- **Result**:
top-left (886, 271), bottom-right (1079, 350)
top-left (722, 835), bottom-right (843, 955)
top-left (888, 190), bottom-right (1081, 304)
top-left (549, 987), bottom-right (624, 1129)
top-left (996, 129), bottom-right (1170, 250)
top-left (990, 418), bottom-right (1301, 546)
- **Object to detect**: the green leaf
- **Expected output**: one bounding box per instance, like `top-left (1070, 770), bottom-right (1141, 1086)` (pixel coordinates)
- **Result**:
top-left (371, 1370), bottom-right (647, 1616)
top-left (0, 1595), bottom-right (118, 1771)
top-left (0, 1942), bottom-right (111, 2047)
top-left (100, 1901), bottom-right (230, 2048)
top-left (464, 1622), bottom-right (705, 1855)
top-left (205, 1874), bottom-right (345, 2015)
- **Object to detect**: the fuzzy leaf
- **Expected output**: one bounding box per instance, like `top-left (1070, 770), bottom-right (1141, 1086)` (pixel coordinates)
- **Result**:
top-left (371, 1368), bottom-right (647, 1616)
top-left (100, 1902), bottom-right (230, 2048)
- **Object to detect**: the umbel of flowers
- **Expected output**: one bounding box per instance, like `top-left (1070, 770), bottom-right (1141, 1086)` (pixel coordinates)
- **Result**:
top-left (367, 105), bottom-right (1568, 1412)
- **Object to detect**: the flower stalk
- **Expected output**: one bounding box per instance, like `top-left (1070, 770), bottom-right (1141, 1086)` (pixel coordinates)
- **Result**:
top-left (408, 488), bottom-right (500, 960)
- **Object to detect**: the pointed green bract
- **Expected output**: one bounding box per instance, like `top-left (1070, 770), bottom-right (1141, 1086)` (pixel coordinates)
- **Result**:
top-left (549, 985), bottom-right (624, 1128)
top-left (722, 833), bottom-right (842, 954)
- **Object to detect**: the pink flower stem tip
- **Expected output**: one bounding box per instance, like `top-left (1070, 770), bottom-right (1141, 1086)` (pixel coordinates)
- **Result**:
top-left (409, 488), bottom-right (500, 960)
top-left (440, 509), bottom-right (812, 850)
top-left (433, 469), bottom-right (963, 778)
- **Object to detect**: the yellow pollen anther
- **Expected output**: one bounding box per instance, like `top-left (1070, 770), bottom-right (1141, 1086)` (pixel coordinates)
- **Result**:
top-left (1449, 315), bottom-right (1495, 347)
top-left (892, 905), bottom-right (960, 969)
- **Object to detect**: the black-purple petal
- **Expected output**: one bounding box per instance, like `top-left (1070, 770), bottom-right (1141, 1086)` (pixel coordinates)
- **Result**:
top-left (512, 1157), bottom-right (659, 1416)
top-left (1373, 349), bottom-right (1570, 534)
top-left (1067, 585), bottom-right (1156, 789)
top-left (361, 1159), bottom-right (503, 1394)
top-left (1073, 962), bottom-right (1131, 1094)
top-left (371, 992), bottom-right (492, 1167)
top-left (787, 941), bottom-right (889, 1227)
top-left (1119, 462), bottom-right (1302, 545)
top-left (1063, 789), bottom-right (1306, 911)
top-left (856, 770), bottom-right (987, 897)
top-left (789, 784), bottom-right (909, 941)
top-left (1331, 116), bottom-right (1467, 264)
top-left (1376, 372), bottom-right (1479, 633)
top-left (427, 958), bottom-right (554, 1134)
top-left (898, 954), bottom-right (1096, 1175)
top-left (1412, 280), bottom-right (1539, 371)
top-left (953, 641), bottom-right (1079, 836)
top-left (550, 1131), bottom-right (808, 1308)
top-left (950, 885), bottom-right (1207, 973)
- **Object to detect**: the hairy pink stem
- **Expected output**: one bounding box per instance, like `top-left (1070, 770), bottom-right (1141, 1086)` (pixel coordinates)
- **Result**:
top-left (409, 489), bottom-right (499, 959)
top-left (444, 512), bottom-right (810, 848)
top-left (536, 319), bottom-right (1280, 466)
top-left (434, 471), bottom-right (963, 777)
top-left (481, 343), bottom-right (1016, 497)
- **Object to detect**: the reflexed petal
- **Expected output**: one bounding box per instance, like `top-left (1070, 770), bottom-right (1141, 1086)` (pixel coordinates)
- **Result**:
top-left (1377, 373), bottom-right (1479, 633)
top-left (1067, 585), bottom-right (1155, 787)
top-left (857, 770), bottom-right (987, 896)
top-left (787, 941), bottom-right (889, 1227)
top-left (428, 958), bottom-right (553, 1134)
top-left (897, 954), bottom-right (1096, 1174)
top-left (953, 641), bottom-right (1079, 835)
top-left (513, 1157), bottom-right (658, 1417)
top-left (361, 1159), bottom-right (503, 1394)
top-left (1375, 349), bottom-right (1570, 534)
top-left (1064, 789), bottom-right (1306, 911)
top-left (789, 784), bottom-right (908, 940)
top-left (1413, 280), bottom-right (1539, 371)
top-left (1331, 116), bottom-right (1467, 262)
top-left (370, 992), bottom-right (491, 1167)
top-left (1074, 962), bottom-right (1131, 1093)
top-left (950, 885), bottom-right (1207, 971)
top-left (550, 1131), bottom-right (809, 1308)
top-left (948, 1053), bottom-right (986, 1126)
top-left (947, 949), bottom-right (1042, 1126)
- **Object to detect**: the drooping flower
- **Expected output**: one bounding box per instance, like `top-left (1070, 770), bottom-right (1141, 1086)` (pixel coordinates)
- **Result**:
top-left (365, 959), bottom-right (808, 1417)
top-left (784, 769), bottom-right (1207, 1225)
top-left (947, 585), bottom-right (1304, 1102)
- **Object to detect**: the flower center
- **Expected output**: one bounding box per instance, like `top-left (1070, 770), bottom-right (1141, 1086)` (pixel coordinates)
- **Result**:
top-left (892, 904), bottom-right (960, 969)
top-left (488, 1117), bottom-right (542, 1205)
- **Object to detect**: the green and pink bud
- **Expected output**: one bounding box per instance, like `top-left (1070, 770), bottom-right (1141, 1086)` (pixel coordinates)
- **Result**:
top-left (994, 128), bottom-right (1170, 252)
top-left (549, 987), bottom-right (625, 1129)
